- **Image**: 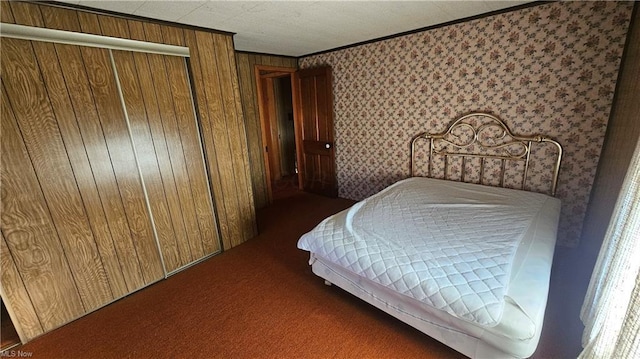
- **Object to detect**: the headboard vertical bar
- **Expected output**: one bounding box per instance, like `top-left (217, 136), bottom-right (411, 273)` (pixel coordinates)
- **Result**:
top-left (410, 136), bottom-right (416, 177)
top-left (522, 140), bottom-right (532, 191)
top-left (544, 138), bottom-right (563, 196)
top-left (500, 159), bottom-right (505, 188)
top-left (480, 158), bottom-right (485, 185)
top-left (428, 138), bottom-right (434, 178)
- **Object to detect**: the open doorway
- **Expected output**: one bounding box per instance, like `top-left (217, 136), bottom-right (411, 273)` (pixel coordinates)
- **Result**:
top-left (255, 66), bottom-right (298, 201)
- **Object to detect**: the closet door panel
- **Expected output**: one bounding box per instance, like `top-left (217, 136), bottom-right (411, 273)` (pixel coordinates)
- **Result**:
top-left (154, 54), bottom-right (205, 260)
top-left (56, 44), bottom-right (145, 293)
top-left (147, 53), bottom-right (201, 263)
top-left (132, 53), bottom-right (192, 271)
top-left (1, 85), bottom-right (84, 330)
top-left (112, 50), bottom-right (182, 273)
top-left (141, 22), bottom-right (204, 266)
top-left (165, 56), bottom-right (221, 255)
top-left (1, 38), bottom-right (112, 311)
top-left (34, 41), bottom-right (128, 300)
top-left (82, 47), bottom-right (164, 285)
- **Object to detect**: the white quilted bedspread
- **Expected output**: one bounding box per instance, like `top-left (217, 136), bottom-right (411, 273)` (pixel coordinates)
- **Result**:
top-left (298, 177), bottom-right (554, 327)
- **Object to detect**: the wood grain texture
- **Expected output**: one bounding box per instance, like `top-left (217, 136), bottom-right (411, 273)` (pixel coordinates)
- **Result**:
top-left (39, 6), bottom-right (81, 32)
top-left (2, 1), bottom-right (256, 341)
top-left (2, 38), bottom-right (112, 312)
top-left (8, 2), bottom-right (44, 27)
top-left (161, 25), bottom-right (185, 46)
top-left (112, 49), bottom-right (180, 273)
top-left (235, 53), bottom-right (266, 208)
top-left (184, 30), bottom-right (229, 250)
top-left (82, 45), bottom-right (164, 285)
top-left (161, 55), bottom-right (205, 260)
top-left (38, 4), bottom-right (130, 297)
top-left (1, 0), bottom-right (15, 23)
top-left (77, 11), bottom-right (102, 35)
top-left (126, 49), bottom-right (190, 272)
top-left (97, 15), bottom-right (130, 38)
top-left (34, 38), bottom-right (126, 300)
top-left (0, 221), bottom-right (44, 343)
top-left (142, 22), bottom-right (164, 43)
top-left (53, 9), bottom-right (156, 292)
top-left (1, 83), bottom-right (84, 332)
top-left (132, 20), bottom-right (220, 261)
top-left (226, 40), bottom-right (258, 240)
top-left (139, 18), bottom-right (194, 266)
top-left (36, 0), bottom-right (253, 252)
top-left (193, 31), bottom-right (241, 250)
top-left (164, 55), bottom-right (220, 256)
top-left (145, 52), bottom-right (197, 264)
top-left (127, 20), bottom-right (147, 41)
top-left (214, 35), bottom-right (255, 243)
top-left (54, 42), bottom-right (145, 293)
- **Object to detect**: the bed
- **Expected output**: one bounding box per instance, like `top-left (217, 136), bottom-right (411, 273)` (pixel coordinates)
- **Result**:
top-left (297, 113), bottom-right (563, 359)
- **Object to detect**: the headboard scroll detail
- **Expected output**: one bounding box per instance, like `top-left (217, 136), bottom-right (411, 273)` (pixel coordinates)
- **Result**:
top-left (410, 113), bottom-right (563, 196)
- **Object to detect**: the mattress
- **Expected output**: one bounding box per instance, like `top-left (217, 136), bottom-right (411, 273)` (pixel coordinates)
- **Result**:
top-left (298, 178), bottom-right (561, 358)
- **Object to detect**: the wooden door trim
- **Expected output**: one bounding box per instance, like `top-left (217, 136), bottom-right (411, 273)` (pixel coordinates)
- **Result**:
top-left (254, 64), bottom-right (297, 204)
top-left (291, 71), bottom-right (303, 192)
top-left (264, 78), bottom-right (282, 181)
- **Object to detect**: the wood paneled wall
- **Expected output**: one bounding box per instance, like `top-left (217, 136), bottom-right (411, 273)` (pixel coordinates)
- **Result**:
top-left (1, 1), bottom-right (257, 342)
top-left (1, 1), bottom-right (256, 249)
top-left (235, 52), bottom-right (298, 208)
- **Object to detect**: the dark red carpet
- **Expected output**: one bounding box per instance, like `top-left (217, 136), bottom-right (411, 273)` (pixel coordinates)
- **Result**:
top-left (16, 190), bottom-right (572, 358)
top-left (14, 191), bottom-right (563, 358)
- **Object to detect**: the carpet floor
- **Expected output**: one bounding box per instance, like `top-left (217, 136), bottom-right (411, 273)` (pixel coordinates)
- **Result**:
top-left (15, 190), bottom-right (575, 358)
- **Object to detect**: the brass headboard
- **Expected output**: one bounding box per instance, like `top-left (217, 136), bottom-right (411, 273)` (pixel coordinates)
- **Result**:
top-left (410, 113), bottom-right (563, 196)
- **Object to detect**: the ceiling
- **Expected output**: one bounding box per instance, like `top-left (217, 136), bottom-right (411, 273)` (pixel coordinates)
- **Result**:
top-left (57, 1), bottom-right (532, 57)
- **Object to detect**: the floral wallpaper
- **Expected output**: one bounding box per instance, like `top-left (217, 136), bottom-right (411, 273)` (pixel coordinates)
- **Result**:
top-left (299, 1), bottom-right (634, 247)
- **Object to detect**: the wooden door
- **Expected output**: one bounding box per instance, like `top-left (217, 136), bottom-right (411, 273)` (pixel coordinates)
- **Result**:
top-left (293, 67), bottom-right (337, 197)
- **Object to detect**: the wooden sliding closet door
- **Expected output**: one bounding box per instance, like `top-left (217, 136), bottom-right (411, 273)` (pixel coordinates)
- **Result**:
top-left (1, 13), bottom-right (222, 342)
top-left (112, 50), bottom-right (220, 273)
top-left (1, 37), bottom-right (163, 332)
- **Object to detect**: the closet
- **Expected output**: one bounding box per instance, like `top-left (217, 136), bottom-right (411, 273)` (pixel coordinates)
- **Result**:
top-left (1, 23), bottom-right (219, 341)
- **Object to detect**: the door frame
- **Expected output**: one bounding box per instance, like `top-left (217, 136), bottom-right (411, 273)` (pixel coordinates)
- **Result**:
top-left (254, 65), bottom-right (299, 204)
